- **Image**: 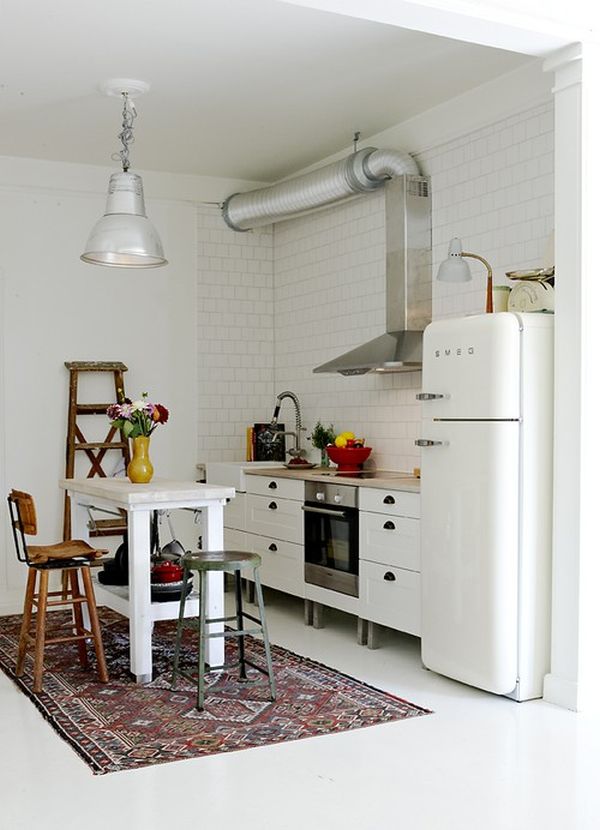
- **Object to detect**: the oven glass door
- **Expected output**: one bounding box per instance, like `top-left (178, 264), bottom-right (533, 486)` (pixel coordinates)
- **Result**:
top-left (304, 502), bottom-right (359, 596)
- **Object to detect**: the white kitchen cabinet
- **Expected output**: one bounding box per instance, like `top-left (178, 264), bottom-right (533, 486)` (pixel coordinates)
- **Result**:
top-left (359, 487), bottom-right (420, 519)
top-left (360, 511), bottom-right (420, 572)
top-left (245, 533), bottom-right (304, 598)
top-left (246, 475), bottom-right (304, 501)
top-left (242, 474), bottom-right (305, 599)
top-left (213, 469), bottom-right (423, 642)
top-left (207, 469), bottom-right (305, 599)
top-left (360, 562), bottom-right (421, 636)
top-left (358, 489), bottom-right (421, 640)
top-left (246, 493), bottom-right (303, 543)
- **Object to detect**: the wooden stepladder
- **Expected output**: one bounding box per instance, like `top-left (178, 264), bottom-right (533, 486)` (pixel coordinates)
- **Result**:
top-left (62, 362), bottom-right (131, 542)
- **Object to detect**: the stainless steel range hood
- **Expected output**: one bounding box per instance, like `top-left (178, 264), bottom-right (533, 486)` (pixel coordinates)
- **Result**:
top-left (314, 174), bottom-right (432, 375)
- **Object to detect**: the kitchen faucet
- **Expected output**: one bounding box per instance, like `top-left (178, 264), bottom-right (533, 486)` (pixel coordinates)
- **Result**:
top-left (269, 390), bottom-right (306, 459)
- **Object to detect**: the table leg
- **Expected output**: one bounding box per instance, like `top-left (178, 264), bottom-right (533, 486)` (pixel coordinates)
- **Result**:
top-left (128, 510), bottom-right (153, 683)
top-left (202, 502), bottom-right (225, 667)
top-left (70, 496), bottom-right (91, 631)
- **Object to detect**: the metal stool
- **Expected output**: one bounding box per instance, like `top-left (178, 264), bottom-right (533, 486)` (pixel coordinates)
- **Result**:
top-left (171, 550), bottom-right (276, 711)
top-left (8, 489), bottom-right (109, 694)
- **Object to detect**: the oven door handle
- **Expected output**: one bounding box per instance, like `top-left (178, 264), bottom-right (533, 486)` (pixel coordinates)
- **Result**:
top-left (301, 505), bottom-right (349, 519)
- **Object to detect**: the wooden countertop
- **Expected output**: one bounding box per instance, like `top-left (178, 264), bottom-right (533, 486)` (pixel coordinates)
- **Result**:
top-left (245, 466), bottom-right (420, 493)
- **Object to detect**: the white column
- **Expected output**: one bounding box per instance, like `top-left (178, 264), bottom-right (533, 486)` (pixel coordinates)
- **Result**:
top-left (543, 42), bottom-right (600, 711)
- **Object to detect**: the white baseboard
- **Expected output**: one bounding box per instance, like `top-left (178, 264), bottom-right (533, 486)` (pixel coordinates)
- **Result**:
top-left (543, 672), bottom-right (579, 711)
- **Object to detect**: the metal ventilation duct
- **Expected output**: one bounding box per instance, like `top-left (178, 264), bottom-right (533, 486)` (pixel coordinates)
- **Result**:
top-left (222, 147), bottom-right (419, 231)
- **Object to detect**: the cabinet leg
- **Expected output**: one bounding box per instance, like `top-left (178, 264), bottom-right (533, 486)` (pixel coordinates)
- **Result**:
top-left (367, 621), bottom-right (380, 650)
top-left (357, 617), bottom-right (368, 646)
top-left (304, 599), bottom-right (314, 626)
top-left (245, 579), bottom-right (256, 605)
top-left (312, 602), bottom-right (325, 629)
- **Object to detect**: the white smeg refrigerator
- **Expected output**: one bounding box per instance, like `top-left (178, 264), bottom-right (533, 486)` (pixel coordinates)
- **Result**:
top-left (418, 312), bottom-right (553, 701)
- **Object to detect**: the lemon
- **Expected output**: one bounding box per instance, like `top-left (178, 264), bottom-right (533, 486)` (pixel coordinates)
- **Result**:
top-left (334, 435), bottom-right (348, 448)
top-left (341, 431), bottom-right (355, 440)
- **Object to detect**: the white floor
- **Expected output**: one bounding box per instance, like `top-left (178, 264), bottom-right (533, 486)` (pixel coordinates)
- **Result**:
top-left (1, 590), bottom-right (599, 830)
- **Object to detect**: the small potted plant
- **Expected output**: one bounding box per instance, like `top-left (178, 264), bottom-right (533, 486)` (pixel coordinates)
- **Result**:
top-left (310, 421), bottom-right (336, 467)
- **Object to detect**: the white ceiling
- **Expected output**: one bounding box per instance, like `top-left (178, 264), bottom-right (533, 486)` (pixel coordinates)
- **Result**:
top-left (0, 0), bottom-right (530, 182)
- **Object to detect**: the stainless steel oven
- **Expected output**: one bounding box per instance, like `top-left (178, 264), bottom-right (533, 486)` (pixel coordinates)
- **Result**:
top-left (302, 481), bottom-right (359, 597)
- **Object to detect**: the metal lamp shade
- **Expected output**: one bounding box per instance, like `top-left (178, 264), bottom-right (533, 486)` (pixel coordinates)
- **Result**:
top-left (436, 237), bottom-right (471, 283)
top-left (81, 171), bottom-right (167, 268)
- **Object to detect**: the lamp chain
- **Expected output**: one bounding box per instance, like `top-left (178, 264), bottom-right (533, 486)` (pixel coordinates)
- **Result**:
top-left (111, 92), bottom-right (136, 172)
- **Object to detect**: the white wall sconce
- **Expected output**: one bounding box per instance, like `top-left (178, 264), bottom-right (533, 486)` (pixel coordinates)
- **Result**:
top-left (437, 237), bottom-right (493, 313)
top-left (81, 79), bottom-right (167, 269)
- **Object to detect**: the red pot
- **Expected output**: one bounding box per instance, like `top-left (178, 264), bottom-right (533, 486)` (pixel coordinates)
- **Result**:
top-left (152, 561), bottom-right (184, 583)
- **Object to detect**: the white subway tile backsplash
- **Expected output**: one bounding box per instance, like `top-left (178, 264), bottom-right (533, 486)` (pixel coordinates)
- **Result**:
top-left (196, 103), bottom-right (554, 470)
top-left (269, 101), bottom-right (553, 472)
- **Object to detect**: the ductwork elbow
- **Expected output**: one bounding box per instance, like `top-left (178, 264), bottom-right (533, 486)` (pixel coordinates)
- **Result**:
top-left (222, 147), bottom-right (419, 231)
top-left (363, 148), bottom-right (419, 180)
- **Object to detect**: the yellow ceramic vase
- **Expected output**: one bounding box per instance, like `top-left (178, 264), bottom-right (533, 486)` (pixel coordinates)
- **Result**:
top-left (127, 436), bottom-right (154, 483)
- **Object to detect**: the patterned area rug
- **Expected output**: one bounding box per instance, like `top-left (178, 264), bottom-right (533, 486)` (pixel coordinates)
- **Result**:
top-left (0, 609), bottom-right (432, 774)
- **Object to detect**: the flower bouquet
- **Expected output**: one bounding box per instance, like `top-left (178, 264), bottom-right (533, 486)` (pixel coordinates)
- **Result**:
top-left (107, 393), bottom-right (169, 483)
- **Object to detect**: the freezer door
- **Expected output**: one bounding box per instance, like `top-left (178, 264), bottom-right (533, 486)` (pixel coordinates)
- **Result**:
top-left (421, 313), bottom-right (521, 419)
top-left (420, 420), bottom-right (519, 694)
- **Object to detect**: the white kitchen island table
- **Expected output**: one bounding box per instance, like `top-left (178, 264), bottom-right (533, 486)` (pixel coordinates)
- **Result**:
top-left (59, 477), bottom-right (235, 683)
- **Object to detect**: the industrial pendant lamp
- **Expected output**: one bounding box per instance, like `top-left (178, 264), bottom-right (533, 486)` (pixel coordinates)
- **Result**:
top-left (81, 79), bottom-right (167, 268)
top-left (437, 237), bottom-right (493, 313)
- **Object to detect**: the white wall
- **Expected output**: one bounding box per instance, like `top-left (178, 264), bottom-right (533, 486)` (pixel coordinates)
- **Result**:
top-left (0, 158), bottom-right (261, 612)
top-left (272, 100), bottom-right (554, 471)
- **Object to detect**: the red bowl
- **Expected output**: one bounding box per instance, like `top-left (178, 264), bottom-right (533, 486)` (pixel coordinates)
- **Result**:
top-left (326, 445), bottom-right (372, 472)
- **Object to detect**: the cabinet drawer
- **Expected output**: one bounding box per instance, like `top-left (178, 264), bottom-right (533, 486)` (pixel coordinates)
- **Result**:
top-left (246, 475), bottom-right (304, 501)
top-left (245, 533), bottom-right (305, 598)
top-left (224, 493), bottom-right (245, 530)
top-left (360, 512), bottom-right (420, 571)
top-left (359, 562), bottom-right (421, 636)
top-left (359, 487), bottom-right (420, 518)
top-left (246, 494), bottom-right (303, 543)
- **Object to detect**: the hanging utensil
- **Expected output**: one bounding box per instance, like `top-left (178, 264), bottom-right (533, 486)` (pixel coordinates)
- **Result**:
top-left (159, 511), bottom-right (186, 560)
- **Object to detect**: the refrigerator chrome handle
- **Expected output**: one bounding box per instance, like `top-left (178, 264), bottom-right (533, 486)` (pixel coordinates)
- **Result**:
top-left (416, 393), bottom-right (444, 401)
top-left (415, 439), bottom-right (444, 447)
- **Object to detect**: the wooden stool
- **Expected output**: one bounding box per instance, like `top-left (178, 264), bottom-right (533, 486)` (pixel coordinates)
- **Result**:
top-left (171, 550), bottom-right (276, 711)
top-left (8, 489), bottom-right (109, 694)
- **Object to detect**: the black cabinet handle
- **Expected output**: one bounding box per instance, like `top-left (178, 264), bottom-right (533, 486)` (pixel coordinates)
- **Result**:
top-left (383, 520), bottom-right (395, 530)
top-left (268, 501), bottom-right (278, 510)
top-left (268, 481), bottom-right (278, 489)
top-left (383, 495), bottom-right (395, 505)
top-left (384, 571), bottom-right (396, 582)
top-left (269, 543), bottom-right (278, 552)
